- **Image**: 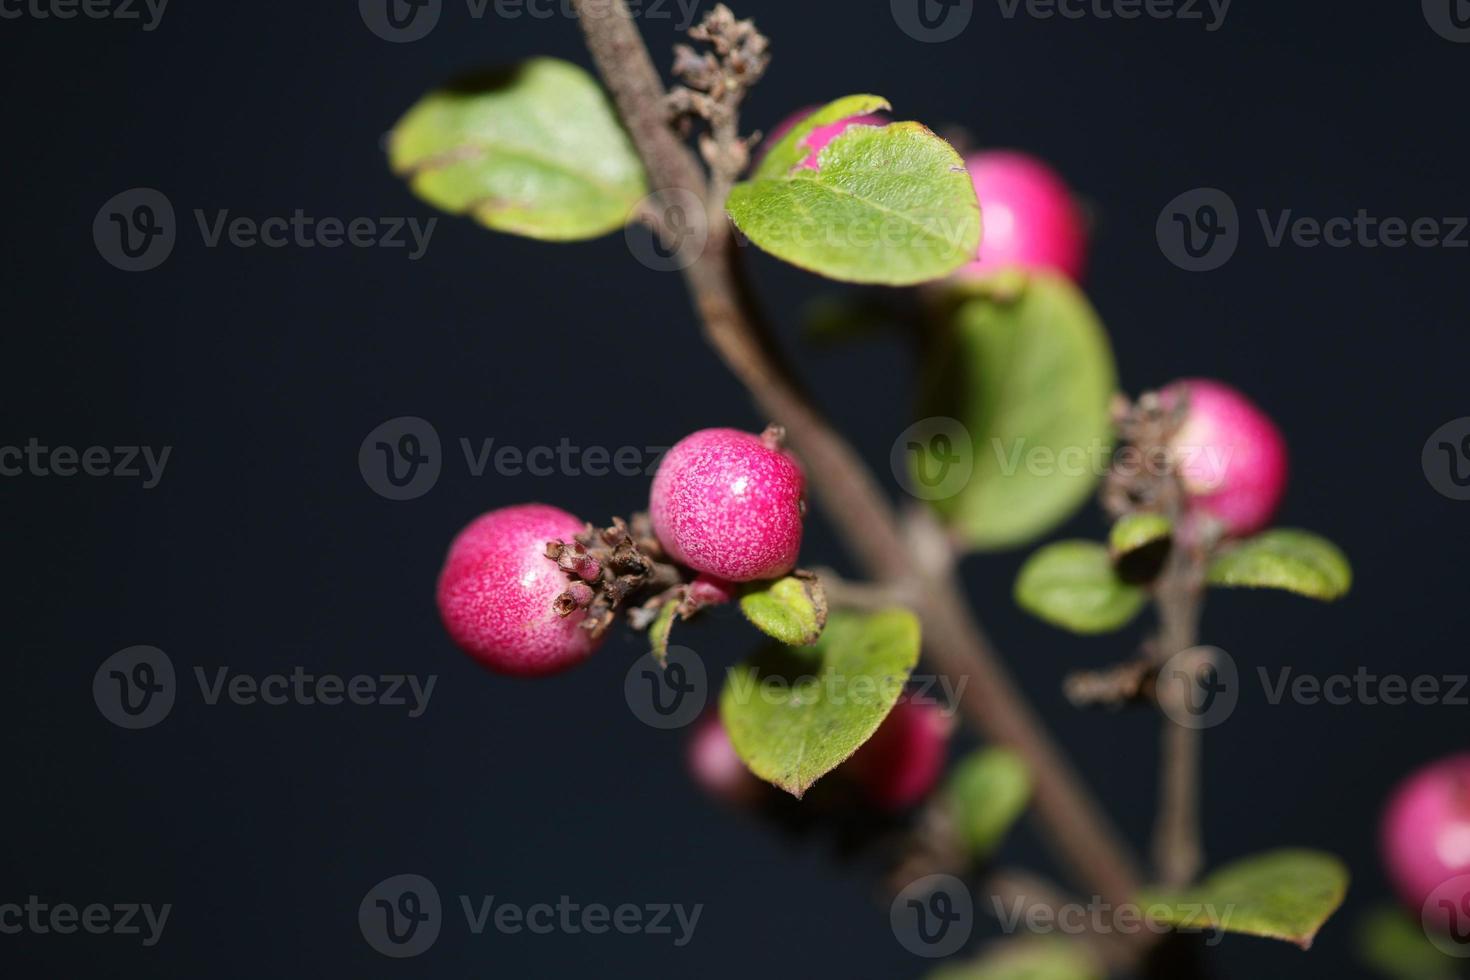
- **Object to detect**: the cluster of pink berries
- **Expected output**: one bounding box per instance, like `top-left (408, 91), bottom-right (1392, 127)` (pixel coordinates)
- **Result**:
top-left (435, 427), bottom-right (805, 677)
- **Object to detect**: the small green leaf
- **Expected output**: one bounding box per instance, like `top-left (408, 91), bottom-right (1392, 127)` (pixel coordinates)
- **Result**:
top-left (738, 573), bottom-right (828, 646)
top-left (727, 96), bottom-right (980, 285)
top-left (389, 57), bottom-right (648, 241)
top-left (1109, 513), bottom-right (1173, 559)
top-left (1014, 541), bottom-right (1146, 634)
top-left (753, 95), bottom-right (891, 180)
top-left (919, 274), bottom-right (1117, 551)
top-left (719, 609), bottom-right (920, 798)
top-left (1139, 849), bottom-right (1350, 950)
top-left (944, 748), bottom-right (1032, 859)
top-left (648, 599), bottom-right (678, 665)
top-left (1358, 904), bottom-right (1461, 980)
top-left (928, 939), bottom-right (1102, 980)
top-left (1207, 529), bottom-right (1353, 601)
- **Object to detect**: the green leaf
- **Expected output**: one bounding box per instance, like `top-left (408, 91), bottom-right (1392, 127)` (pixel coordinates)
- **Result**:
top-left (727, 97), bottom-right (980, 285)
top-left (1139, 849), bottom-right (1350, 950)
top-left (719, 609), bottom-right (920, 798)
top-left (1207, 529), bottom-right (1353, 601)
top-left (648, 599), bottom-right (678, 665)
top-left (753, 95), bottom-right (891, 181)
top-left (919, 274), bottom-right (1117, 551)
top-left (928, 939), bottom-right (1102, 980)
top-left (1357, 904), bottom-right (1461, 980)
top-left (738, 573), bottom-right (828, 646)
top-left (944, 748), bottom-right (1032, 859)
top-left (1109, 513), bottom-right (1173, 559)
top-left (1014, 541), bottom-right (1146, 635)
top-left (389, 57), bottom-right (648, 241)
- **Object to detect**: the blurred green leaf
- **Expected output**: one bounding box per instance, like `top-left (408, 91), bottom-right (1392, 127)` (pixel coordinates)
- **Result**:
top-left (919, 274), bottom-right (1117, 551)
top-left (1109, 513), bottom-right (1173, 559)
top-left (1357, 904), bottom-right (1461, 980)
top-left (928, 938), bottom-right (1102, 980)
top-left (389, 57), bottom-right (647, 240)
top-left (1014, 541), bottom-right (1145, 634)
top-left (944, 748), bottom-right (1032, 859)
top-left (1140, 849), bottom-right (1350, 949)
top-left (1207, 529), bottom-right (1352, 600)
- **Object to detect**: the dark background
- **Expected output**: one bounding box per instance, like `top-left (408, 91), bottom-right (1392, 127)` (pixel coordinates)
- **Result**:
top-left (3, 1), bottom-right (1467, 976)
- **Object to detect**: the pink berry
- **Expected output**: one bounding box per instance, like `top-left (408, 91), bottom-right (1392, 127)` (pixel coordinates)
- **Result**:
top-left (687, 712), bottom-right (763, 806)
top-left (650, 428), bottom-right (805, 583)
top-left (845, 696), bottom-right (953, 812)
top-left (956, 150), bottom-right (1087, 282)
top-left (1163, 379), bottom-right (1289, 538)
top-left (1382, 754), bottom-right (1470, 931)
top-left (687, 574), bottom-right (736, 609)
top-left (436, 503), bottom-right (603, 677)
top-left (756, 106), bottom-right (888, 171)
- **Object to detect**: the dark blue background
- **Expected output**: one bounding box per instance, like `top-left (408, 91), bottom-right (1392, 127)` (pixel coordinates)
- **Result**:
top-left (3, 1), bottom-right (1467, 976)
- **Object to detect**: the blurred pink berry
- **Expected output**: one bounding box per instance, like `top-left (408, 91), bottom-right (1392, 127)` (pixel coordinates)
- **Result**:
top-left (845, 696), bottom-right (954, 812)
top-left (1382, 754), bottom-right (1470, 932)
top-left (957, 150), bottom-right (1087, 282)
top-left (436, 503), bottom-right (603, 677)
top-left (650, 428), bottom-right (805, 583)
top-left (1164, 378), bottom-right (1289, 538)
top-left (687, 712), bottom-right (763, 806)
top-left (756, 105), bottom-right (888, 171)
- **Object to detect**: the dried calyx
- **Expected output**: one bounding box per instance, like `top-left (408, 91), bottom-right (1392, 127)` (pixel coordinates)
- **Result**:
top-left (548, 514), bottom-right (715, 640)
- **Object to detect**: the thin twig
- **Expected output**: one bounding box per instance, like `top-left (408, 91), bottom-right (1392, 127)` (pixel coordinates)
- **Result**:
top-left (568, 0), bottom-right (1144, 913)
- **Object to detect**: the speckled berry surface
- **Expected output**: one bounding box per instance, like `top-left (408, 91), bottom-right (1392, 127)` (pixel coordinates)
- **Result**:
top-left (845, 696), bottom-right (952, 812)
top-left (1382, 754), bottom-right (1470, 929)
top-left (756, 106), bottom-right (888, 170)
top-left (1165, 378), bottom-right (1288, 538)
top-left (436, 503), bottom-right (603, 677)
top-left (650, 428), bottom-right (805, 582)
top-left (957, 150), bottom-right (1087, 282)
top-left (687, 711), bottom-right (762, 805)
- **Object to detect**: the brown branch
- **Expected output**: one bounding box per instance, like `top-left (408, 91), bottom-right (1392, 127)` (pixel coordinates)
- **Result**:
top-left (1152, 542), bottom-right (1206, 888)
top-left (569, 0), bottom-right (1143, 913)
